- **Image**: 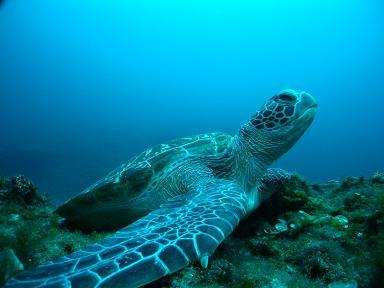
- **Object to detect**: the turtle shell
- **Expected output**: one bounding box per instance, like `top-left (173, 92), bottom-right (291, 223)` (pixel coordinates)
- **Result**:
top-left (56, 132), bottom-right (232, 231)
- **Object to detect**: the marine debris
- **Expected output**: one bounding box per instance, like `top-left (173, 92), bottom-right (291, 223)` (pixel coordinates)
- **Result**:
top-left (0, 173), bottom-right (383, 287)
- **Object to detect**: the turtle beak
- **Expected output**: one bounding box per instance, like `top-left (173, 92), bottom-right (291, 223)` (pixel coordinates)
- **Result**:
top-left (300, 91), bottom-right (318, 111)
top-left (292, 91), bottom-right (317, 128)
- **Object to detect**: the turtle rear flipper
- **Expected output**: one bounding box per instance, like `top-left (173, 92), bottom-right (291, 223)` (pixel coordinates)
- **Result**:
top-left (55, 132), bottom-right (233, 231)
top-left (5, 178), bottom-right (247, 288)
top-left (56, 166), bottom-right (154, 231)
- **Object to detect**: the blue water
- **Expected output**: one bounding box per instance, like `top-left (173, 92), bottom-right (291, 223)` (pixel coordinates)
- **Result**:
top-left (0, 0), bottom-right (383, 204)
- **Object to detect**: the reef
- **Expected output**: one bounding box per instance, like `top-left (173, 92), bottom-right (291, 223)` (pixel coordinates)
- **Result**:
top-left (0, 173), bottom-right (383, 287)
top-left (0, 175), bottom-right (110, 285)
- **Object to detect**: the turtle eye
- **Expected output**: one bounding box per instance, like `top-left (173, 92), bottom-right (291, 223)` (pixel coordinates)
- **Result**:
top-left (277, 93), bottom-right (296, 102)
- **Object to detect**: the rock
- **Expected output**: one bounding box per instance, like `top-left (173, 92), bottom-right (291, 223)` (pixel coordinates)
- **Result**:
top-left (340, 177), bottom-right (364, 190)
top-left (240, 279), bottom-right (254, 288)
top-left (311, 183), bottom-right (322, 192)
top-left (270, 278), bottom-right (288, 288)
top-left (279, 188), bottom-right (310, 211)
top-left (249, 239), bottom-right (279, 257)
top-left (270, 175), bottom-right (311, 212)
top-left (274, 219), bottom-right (288, 233)
top-left (285, 265), bottom-right (296, 274)
top-left (0, 176), bottom-right (6, 188)
top-left (0, 175), bottom-right (44, 204)
top-left (264, 219), bottom-right (291, 236)
top-left (365, 210), bottom-right (383, 236)
top-left (325, 180), bottom-right (340, 187)
top-left (295, 210), bottom-right (316, 224)
top-left (9, 214), bottom-right (20, 223)
top-left (328, 280), bottom-right (358, 288)
top-left (206, 258), bottom-right (235, 284)
top-left (294, 241), bottom-right (347, 281)
top-left (0, 172), bottom-right (382, 287)
top-left (10, 175), bottom-right (41, 204)
top-left (371, 172), bottom-right (384, 184)
top-left (343, 193), bottom-right (366, 211)
top-left (0, 249), bottom-right (24, 285)
top-left (355, 232), bottom-right (364, 239)
top-left (0, 176), bottom-right (9, 198)
top-left (332, 215), bottom-right (349, 229)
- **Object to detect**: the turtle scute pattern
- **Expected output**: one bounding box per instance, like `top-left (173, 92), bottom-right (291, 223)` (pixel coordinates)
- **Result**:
top-left (73, 133), bottom-right (232, 197)
top-left (56, 133), bottom-right (233, 226)
top-left (5, 178), bottom-right (247, 288)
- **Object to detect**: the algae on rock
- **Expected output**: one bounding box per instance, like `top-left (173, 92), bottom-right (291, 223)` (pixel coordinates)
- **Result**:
top-left (1, 173), bottom-right (384, 288)
top-left (0, 176), bottom-right (110, 285)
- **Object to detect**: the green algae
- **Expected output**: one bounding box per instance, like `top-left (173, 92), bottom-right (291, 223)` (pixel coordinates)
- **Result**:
top-left (0, 173), bottom-right (383, 287)
top-left (0, 248), bottom-right (23, 285)
top-left (0, 176), bottom-right (6, 187)
top-left (156, 174), bottom-right (384, 288)
top-left (372, 232), bottom-right (384, 284)
top-left (0, 178), bottom-right (111, 285)
top-left (378, 190), bottom-right (384, 208)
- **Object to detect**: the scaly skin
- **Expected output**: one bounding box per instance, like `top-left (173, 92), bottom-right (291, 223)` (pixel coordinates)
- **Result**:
top-left (5, 89), bottom-right (316, 288)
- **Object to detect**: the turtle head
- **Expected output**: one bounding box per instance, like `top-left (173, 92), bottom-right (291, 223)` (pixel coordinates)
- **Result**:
top-left (240, 89), bottom-right (317, 162)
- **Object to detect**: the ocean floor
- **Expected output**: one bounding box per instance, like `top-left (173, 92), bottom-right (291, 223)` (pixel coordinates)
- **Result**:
top-left (0, 173), bottom-right (383, 288)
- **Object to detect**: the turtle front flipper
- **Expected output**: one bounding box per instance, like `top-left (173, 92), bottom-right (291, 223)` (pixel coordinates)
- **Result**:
top-left (259, 168), bottom-right (291, 198)
top-left (247, 168), bottom-right (290, 211)
top-left (4, 179), bottom-right (247, 288)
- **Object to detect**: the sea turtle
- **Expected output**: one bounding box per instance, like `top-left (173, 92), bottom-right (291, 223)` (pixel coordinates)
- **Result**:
top-left (5, 89), bottom-right (317, 288)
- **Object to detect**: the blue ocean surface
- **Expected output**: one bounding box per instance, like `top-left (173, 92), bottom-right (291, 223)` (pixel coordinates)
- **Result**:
top-left (0, 0), bottom-right (383, 204)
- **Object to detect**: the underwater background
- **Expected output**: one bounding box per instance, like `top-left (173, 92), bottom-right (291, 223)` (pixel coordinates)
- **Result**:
top-left (0, 0), bottom-right (383, 204)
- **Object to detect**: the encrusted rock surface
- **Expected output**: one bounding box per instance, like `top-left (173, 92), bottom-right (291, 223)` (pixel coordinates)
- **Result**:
top-left (0, 173), bottom-right (383, 287)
